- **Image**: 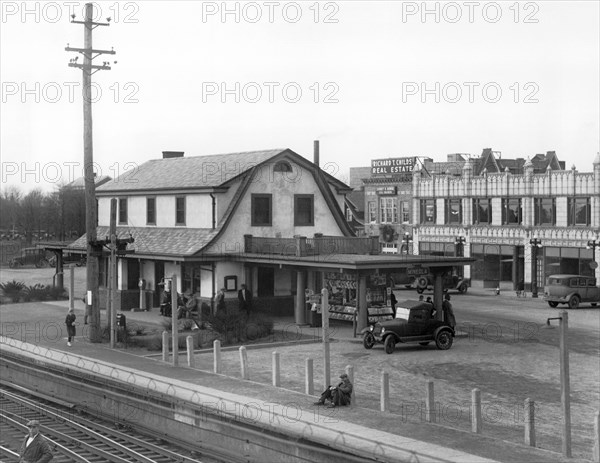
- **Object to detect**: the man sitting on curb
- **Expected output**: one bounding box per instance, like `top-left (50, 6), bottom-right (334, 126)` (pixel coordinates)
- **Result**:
top-left (314, 373), bottom-right (353, 408)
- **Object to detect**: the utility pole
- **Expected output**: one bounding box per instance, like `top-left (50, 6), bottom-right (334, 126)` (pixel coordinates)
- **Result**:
top-left (108, 199), bottom-right (117, 348)
top-left (66, 3), bottom-right (115, 342)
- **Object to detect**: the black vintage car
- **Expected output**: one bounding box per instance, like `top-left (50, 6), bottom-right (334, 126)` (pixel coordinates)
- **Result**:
top-left (361, 300), bottom-right (455, 354)
top-left (8, 248), bottom-right (50, 268)
top-left (413, 273), bottom-right (469, 294)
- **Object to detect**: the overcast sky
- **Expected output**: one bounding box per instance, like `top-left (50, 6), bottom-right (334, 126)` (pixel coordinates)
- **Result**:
top-left (1, 1), bottom-right (599, 193)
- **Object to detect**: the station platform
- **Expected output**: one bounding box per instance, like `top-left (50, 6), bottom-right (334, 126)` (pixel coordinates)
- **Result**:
top-left (0, 299), bottom-right (590, 463)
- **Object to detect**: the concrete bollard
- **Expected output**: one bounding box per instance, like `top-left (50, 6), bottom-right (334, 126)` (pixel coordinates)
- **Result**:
top-left (162, 331), bottom-right (169, 362)
top-left (345, 365), bottom-right (355, 406)
top-left (524, 398), bottom-right (535, 446)
top-left (239, 346), bottom-right (249, 380)
top-left (426, 380), bottom-right (435, 423)
top-left (593, 411), bottom-right (599, 462)
top-left (305, 358), bottom-right (314, 395)
top-left (471, 388), bottom-right (482, 433)
top-left (272, 351), bottom-right (280, 387)
top-left (380, 371), bottom-right (389, 412)
top-left (186, 336), bottom-right (194, 368)
top-left (213, 340), bottom-right (221, 374)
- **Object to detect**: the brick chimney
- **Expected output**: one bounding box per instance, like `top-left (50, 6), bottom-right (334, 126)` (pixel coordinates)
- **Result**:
top-left (162, 151), bottom-right (184, 159)
top-left (314, 140), bottom-right (320, 167)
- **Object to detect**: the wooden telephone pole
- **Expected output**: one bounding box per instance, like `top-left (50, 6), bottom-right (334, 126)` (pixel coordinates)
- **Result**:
top-left (66, 3), bottom-right (115, 342)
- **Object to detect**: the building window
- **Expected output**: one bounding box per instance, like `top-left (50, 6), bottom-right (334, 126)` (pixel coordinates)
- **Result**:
top-left (379, 197), bottom-right (397, 223)
top-left (534, 198), bottom-right (555, 225)
top-left (175, 196), bottom-right (186, 225)
top-left (118, 198), bottom-right (127, 224)
top-left (444, 199), bottom-right (462, 224)
top-left (567, 197), bottom-right (591, 226)
top-left (252, 194), bottom-right (272, 226)
top-left (472, 198), bottom-right (491, 224)
top-left (273, 161), bottom-right (292, 172)
top-left (368, 201), bottom-right (377, 222)
top-left (420, 199), bottom-right (436, 224)
top-left (346, 206), bottom-right (353, 222)
top-left (401, 201), bottom-right (410, 223)
top-left (146, 197), bottom-right (156, 225)
top-left (294, 195), bottom-right (314, 226)
top-left (501, 198), bottom-right (522, 224)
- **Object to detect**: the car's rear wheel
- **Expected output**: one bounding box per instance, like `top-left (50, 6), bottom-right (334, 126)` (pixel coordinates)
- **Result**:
top-left (363, 332), bottom-right (375, 349)
top-left (435, 331), bottom-right (453, 350)
top-left (419, 342), bottom-right (430, 346)
top-left (568, 295), bottom-right (580, 310)
top-left (38, 259), bottom-right (49, 268)
top-left (8, 260), bottom-right (15, 268)
top-left (458, 284), bottom-right (468, 294)
top-left (384, 336), bottom-right (395, 354)
top-left (548, 301), bottom-right (559, 308)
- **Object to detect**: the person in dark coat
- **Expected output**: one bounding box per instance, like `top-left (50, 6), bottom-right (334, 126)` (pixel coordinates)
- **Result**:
top-left (442, 293), bottom-right (456, 328)
top-left (19, 420), bottom-right (53, 462)
top-left (314, 373), bottom-right (353, 408)
top-left (238, 284), bottom-right (252, 318)
top-left (65, 307), bottom-right (76, 347)
top-left (389, 291), bottom-right (397, 311)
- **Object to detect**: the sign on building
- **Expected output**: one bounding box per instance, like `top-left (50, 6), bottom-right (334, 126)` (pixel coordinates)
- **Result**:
top-left (371, 157), bottom-right (417, 176)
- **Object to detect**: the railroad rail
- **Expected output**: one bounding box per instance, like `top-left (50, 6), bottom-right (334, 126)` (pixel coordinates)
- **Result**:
top-left (0, 383), bottom-right (210, 463)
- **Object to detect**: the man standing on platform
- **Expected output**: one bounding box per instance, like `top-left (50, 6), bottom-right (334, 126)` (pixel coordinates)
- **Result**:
top-left (238, 283), bottom-right (252, 319)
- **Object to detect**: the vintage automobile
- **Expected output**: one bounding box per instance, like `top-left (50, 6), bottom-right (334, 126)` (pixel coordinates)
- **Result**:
top-left (8, 247), bottom-right (50, 268)
top-left (543, 274), bottom-right (600, 309)
top-left (361, 300), bottom-right (455, 354)
top-left (413, 273), bottom-right (469, 294)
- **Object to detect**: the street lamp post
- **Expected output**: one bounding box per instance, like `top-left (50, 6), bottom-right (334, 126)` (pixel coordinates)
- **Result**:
top-left (530, 236), bottom-right (543, 298)
top-left (403, 232), bottom-right (413, 255)
top-left (587, 239), bottom-right (600, 263)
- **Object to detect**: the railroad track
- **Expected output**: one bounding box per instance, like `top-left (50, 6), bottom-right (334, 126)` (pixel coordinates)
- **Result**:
top-left (0, 383), bottom-right (215, 463)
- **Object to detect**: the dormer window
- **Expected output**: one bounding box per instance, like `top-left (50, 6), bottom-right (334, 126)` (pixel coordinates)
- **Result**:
top-left (273, 161), bottom-right (292, 173)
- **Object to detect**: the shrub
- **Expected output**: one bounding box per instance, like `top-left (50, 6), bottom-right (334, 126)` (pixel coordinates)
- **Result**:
top-left (47, 286), bottom-right (68, 300)
top-left (23, 284), bottom-right (49, 302)
top-left (206, 308), bottom-right (274, 345)
top-left (0, 280), bottom-right (26, 303)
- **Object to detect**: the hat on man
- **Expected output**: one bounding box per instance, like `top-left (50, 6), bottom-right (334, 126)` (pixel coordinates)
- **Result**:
top-left (339, 373), bottom-right (349, 379)
top-left (26, 420), bottom-right (40, 427)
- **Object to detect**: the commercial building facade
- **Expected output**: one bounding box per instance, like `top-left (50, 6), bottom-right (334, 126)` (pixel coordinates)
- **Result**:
top-left (352, 151), bottom-right (600, 291)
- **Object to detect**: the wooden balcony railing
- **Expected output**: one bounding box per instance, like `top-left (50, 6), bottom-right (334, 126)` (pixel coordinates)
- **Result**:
top-left (244, 235), bottom-right (380, 257)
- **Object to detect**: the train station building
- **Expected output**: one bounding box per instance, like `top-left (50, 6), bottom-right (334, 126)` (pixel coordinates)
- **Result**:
top-left (68, 144), bottom-right (470, 330)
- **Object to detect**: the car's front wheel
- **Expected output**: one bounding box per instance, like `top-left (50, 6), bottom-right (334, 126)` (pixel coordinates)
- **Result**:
top-left (568, 295), bottom-right (580, 310)
top-left (384, 336), bottom-right (395, 354)
top-left (458, 283), bottom-right (468, 294)
top-left (363, 332), bottom-right (375, 349)
top-left (435, 331), bottom-right (453, 350)
top-left (548, 301), bottom-right (559, 308)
